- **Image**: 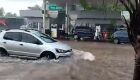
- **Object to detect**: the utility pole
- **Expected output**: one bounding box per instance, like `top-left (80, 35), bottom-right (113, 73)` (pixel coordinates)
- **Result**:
top-left (43, 0), bottom-right (50, 34)
top-left (65, 2), bottom-right (68, 34)
top-left (43, 0), bottom-right (46, 33)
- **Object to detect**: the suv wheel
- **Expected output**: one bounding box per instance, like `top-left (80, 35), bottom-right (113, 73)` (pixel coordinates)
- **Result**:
top-left (114, 38), bottom-right (119, 44)
top-left (46, 53), bottom-right (54, 60)
top-left (0, 48), bottom-right (9, 56)
top-left (41, 52), bottom-right (56, 60)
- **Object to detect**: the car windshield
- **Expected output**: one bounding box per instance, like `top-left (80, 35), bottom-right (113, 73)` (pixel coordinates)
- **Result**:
top-left (75, 27), bottom-right (92, 32)
top-left (34, 31), bottom-right (57, 43)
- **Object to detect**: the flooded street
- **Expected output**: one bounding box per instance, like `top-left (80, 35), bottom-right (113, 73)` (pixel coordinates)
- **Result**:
top-left (0, 41), bottom-right (135, 80)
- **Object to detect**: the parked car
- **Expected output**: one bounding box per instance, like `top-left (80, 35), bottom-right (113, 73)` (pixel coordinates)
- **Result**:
top-left (72, 26), bottom-right (95, 40)
top-left (112, 30), bottom-right (129, 44)
top-left (0, 29), bottom-right (73, 59)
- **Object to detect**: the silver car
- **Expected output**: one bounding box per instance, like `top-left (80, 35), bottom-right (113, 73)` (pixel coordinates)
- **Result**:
top-left (0, 29), bottom-right (73, 59)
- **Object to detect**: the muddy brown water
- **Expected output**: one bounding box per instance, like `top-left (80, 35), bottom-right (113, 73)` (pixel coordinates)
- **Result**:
top-left (0, 41), bottom-right (135, 80)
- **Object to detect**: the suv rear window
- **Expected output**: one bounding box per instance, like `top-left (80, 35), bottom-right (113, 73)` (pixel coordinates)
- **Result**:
top-left (75, 27), bottom-right (93, 32)
top-left (3, 32), bottom-right (21, 41)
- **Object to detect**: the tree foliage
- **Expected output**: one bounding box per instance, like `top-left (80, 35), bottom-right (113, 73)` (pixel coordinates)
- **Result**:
top-left (79, 0), bottom-right (93, 10)
top-left (94, 0), bottom-right (125, 11)
top-left (119, 0), bottom-right (140, 46)
top-left (79, 0), bottom-right (87, 10)
top-left (0, 8), bottom-right (4, 16)
top-left (28, 4), bottom-right (41, 10)
top-left (79, 0), bottom-right (125, 11)
top-left (5, 12), bottom-right (17, 17)
top-left (119, 1), bottom-right (140, 80)
top-left (106, 3), bottom-right (125, 12)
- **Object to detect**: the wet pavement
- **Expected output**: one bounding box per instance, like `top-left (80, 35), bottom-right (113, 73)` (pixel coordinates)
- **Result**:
top-left (0, 40), bottom-right (135, 80)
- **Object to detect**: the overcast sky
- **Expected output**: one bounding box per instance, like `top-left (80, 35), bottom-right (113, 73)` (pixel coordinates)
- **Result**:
top-left (0, 0), bottom-right (42, 15)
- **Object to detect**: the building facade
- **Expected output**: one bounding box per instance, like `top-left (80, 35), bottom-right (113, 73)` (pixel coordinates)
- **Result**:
top-left (69, 10), bottom-right (123, 32)
top-left (20, 9), bottom-right (123, 33)
top-left (20, 10), bottom-right (65, 31)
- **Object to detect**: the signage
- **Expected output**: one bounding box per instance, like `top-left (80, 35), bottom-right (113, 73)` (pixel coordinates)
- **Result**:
top-left (121, 11), bottom-right (130, 21)
top-left (48, 11), bottom-right (58, 18)
top-left (49, 4), bottom-right (63, 11)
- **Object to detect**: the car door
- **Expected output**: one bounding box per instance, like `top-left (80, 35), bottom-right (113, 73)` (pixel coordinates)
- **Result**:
top-left (2, 32), bottom-right (22, 55)
top-left (19, 32), bottom-right (42, 57)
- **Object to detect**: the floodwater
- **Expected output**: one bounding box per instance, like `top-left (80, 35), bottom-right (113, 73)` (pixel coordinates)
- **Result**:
top-left (0, 41), bottom-right (135, 80)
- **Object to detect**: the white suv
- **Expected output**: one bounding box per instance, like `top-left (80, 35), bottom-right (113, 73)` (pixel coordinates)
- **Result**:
top-left (0, 29), bottom-right (73, 59)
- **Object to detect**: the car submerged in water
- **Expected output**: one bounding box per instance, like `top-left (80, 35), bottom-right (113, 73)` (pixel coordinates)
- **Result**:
top-left (0, 29), bottom-right (73, 59)
top-left (112, 30), bottom-right (129, 44)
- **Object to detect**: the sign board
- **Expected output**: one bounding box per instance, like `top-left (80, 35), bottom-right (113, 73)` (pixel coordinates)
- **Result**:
top-left (42, 3), bottom-right (62, 18)
top-left (48, 11), bottom-right (58, 18)
top-left (49, 4), bottom-right (63, 11)
top-left (42, 3), bottom-right (63, 11)
top-left (42, 10), bottom-right (58, 18)
top-left (121, 11), bottom-right (130, 20)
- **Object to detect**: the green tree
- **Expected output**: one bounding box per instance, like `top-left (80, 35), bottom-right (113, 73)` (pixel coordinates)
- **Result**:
top-left (79, 0), bottom-right (88, 10)
top-left (5, 12), bottom-right (17, 17)
top-left (119, 0), bottom-right (140, 80)
top-left (92, 0), bottom-right (125, 11)
top-left (0, 8), bottom-right (4, 16)
top-left (106, 0), bottom-right (125, 12)
top-left (28, 4), bottom-right (41, 10)
top-left (79, 0), bottom-right (93, 10)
